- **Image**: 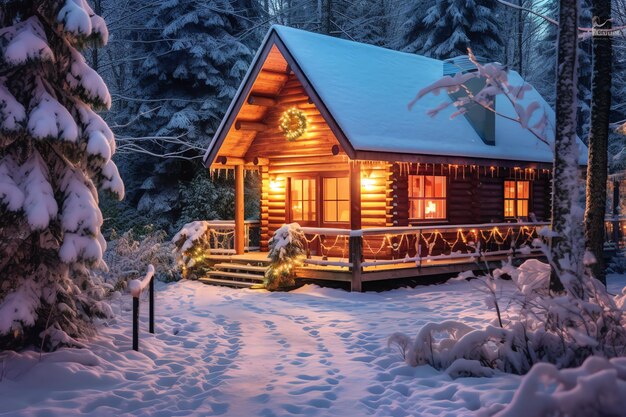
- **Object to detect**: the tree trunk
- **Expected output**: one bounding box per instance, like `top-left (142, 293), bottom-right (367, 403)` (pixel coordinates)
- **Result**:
top-left (517, 0), bottom-right (524, 75)
top-left (550, 0), bottom-right (583, 292)
top-left (320, 0), bottom-right (332, 34)
top-left (584, 0), bottom-right (612, 286)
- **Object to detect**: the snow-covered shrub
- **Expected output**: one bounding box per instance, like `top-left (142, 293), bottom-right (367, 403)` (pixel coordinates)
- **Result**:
top-left (172, 221), bottom-right (213, 279)
top-left (389, 259), bottom-right (626, 377)
top-left (483, 356), bottom-right (626, 417)
top-left (265, 223), bottom-right (306, 290)
top-left (0, 0), bottom-right (123, 350)
top-left (100, 228), bottom-right (178, 288)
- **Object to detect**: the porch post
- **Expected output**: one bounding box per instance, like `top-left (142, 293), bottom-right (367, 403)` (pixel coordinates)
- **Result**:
top-left (349, 161), bottom-right (362, 292)
top-left (235, 164), bottom-right (245, 255)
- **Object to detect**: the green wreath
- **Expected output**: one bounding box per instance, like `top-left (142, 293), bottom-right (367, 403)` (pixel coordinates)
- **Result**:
top-left (279, 107), bottom-right (308, 141)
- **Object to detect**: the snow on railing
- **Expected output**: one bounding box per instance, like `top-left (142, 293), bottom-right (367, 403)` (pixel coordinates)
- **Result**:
top-left (129, 264), bottom-right (155, 352)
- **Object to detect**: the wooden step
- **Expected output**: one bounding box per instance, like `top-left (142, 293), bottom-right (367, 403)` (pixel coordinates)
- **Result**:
top-left (213, 263), bottom-right (268, 273)
top-left (199, 277), bottom-right (263, 289)
top-left (209, 271), bottom-right (265, 283)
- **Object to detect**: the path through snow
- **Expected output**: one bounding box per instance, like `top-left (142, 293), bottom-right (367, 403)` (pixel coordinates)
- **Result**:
top-left (1, 275), bottom-right (625, 417)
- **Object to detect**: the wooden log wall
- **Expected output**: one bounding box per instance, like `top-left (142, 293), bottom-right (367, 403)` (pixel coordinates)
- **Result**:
top-left (388, 163), bottom-right (553, 258)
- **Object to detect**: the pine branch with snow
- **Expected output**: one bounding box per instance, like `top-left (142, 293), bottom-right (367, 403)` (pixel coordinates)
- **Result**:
top-left (0, 0), bottom-right (123, 351)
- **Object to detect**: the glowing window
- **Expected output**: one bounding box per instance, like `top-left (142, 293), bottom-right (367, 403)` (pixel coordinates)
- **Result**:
top-left (290, 178), bottom-right (316, 222)
top-left (408, 175), bottom-right (446, 220)
top-left (323, 177), bottom-right (350, 223)
top-left (504, 180), bottom-right (530, 218)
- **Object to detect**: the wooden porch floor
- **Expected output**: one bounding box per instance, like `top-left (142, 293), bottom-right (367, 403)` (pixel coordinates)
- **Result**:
top-left (207, 251), bottom-right (540, 283)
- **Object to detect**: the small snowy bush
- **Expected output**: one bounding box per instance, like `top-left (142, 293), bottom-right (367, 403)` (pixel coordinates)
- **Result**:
top-left (265, 223), bottom-right (306, 290)
top-left (101, 228), bottom-right (178, 288)
top-left (483, 356), bottom-right (626, 417)
top-left (172, 221), bottom-right (214, 279)
top-left (389, 259), bottom-right (626, 377)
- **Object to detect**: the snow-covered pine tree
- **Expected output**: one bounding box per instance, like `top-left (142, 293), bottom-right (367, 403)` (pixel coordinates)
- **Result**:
top-left (402, 0), bottom-right (502, 59)
top-left (0, 0), bottom-right (123, 350)
top-left (118, 0), bottom-right (260, 228)
top-left (526, 0), bottom-right (558, 106)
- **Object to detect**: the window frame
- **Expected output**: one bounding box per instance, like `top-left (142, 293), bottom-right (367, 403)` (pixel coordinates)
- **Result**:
top-left (504, 180), bottom-right (531, 219)
top-left (287, 175), bottom-right (318, 225)
top-left (321, 176), bottom-right (350, 225)
top-left (408, 174), bottom-right (448, 221)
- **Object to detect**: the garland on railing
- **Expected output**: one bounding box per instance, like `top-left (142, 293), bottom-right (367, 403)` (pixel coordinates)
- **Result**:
top-left (299, 223), bottom-right (547, 267)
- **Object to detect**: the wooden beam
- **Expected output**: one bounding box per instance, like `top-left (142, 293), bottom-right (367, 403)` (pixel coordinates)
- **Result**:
top-left (235, 120), bottom-right (267, 131)
top-left (251, 157), bottom-right (269, 166)
top-left (332, 145), bottom-right (340, 155)
top-left (235, 164), bottom-right (245, 255)
top-left (217, 156), bottom-right (245, 165)
top-left (247, 95), bottom-right (277, 107)
top-left (258, 70), bottom-right (289, 82)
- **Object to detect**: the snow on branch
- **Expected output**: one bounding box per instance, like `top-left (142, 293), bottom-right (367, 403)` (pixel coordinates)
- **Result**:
top-left (0, 80), bottom-right (26, 134)
top-left (66, 49), bottom-right (112, 109)
top-left (19, 151), bottom-right (58, 230)
top-left (409, 49), bottom-right (552, 147)
top-left (28, 80), bottom-right (78, 142)
top-left (58, 168), bottom-right (106, 264)
top-left (1, 17), bottom-right (54, 66)
top-left (0, 155), bottom-right (24, 211)
top-left (56, 0), bottom-right (109, 45)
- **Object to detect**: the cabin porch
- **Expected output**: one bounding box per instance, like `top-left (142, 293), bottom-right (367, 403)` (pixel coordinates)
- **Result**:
top-left (198, 221), bottom-right (549, 291)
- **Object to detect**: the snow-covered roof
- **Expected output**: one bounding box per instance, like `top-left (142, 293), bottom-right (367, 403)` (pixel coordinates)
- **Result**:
top-left (205, 25), bottom-right (588, 166)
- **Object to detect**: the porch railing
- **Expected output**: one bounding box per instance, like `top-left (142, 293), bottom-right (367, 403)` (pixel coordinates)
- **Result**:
top-left (299, 222), bottom-right (550, 291)
top-left (205, 220), bottom-right (261, 254)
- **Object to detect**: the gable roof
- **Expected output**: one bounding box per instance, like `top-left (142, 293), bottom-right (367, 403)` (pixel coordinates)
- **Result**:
top-left (204, 25), bottom-right (588, 168)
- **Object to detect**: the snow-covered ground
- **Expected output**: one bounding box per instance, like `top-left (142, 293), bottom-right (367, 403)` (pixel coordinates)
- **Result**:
top-left (2, 275), bottom-right (625, 417)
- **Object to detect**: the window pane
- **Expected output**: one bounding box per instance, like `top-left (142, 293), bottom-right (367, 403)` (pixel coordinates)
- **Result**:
top-left (504, 200), bottom-right (514, 217)
top-left (409, 200), bottom-right (422, 219)
top-left (338, 201), bottom-right (350, 222)
top-left (324, 201), bottom-right (337, 222)
top-left (409, 175), bottom-right (422, 198)
top-left (292, 179), bottom-right (302, 201)
top-left (303, 179), bottom-right (310, 200)
top-left (424, 176), bottom-right (434, 197)
top-left (425, 199), bottom-right (445, 219)
top-left (324, 178), bottom-right (336, 200)
top-left (518, 181), bottom-right (529, 198)
top-left (435, 176), bottom-right (446, 197)
top-left (337, 177), bottom-right (350, 199)
top-left (517, 200), bottom-right (528, 217)
top-left (504, 181), bottom-right (515, 199)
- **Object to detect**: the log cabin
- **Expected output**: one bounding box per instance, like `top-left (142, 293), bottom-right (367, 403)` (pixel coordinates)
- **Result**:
top-left (201, 25), bottom-right (588, 291)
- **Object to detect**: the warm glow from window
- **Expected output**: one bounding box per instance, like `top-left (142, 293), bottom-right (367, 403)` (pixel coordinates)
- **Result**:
top-left (504, 180), bottom-right (530, 218)
top-left (290, 178), bottom-right (316, 222)
top-left (409, 175), bottom-right (446, 220)
top-left (323, 177), bottom-right (349, 223)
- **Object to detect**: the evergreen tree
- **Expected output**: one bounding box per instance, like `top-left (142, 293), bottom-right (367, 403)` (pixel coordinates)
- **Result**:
top-left (119, 0), bottom-right (261, 227)
top-left (402, 0), bottom-right (502, 59)
top-left (0, 0), bottom-right (123, 349)
top-left (526, 0), bottom-right (558, 106)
